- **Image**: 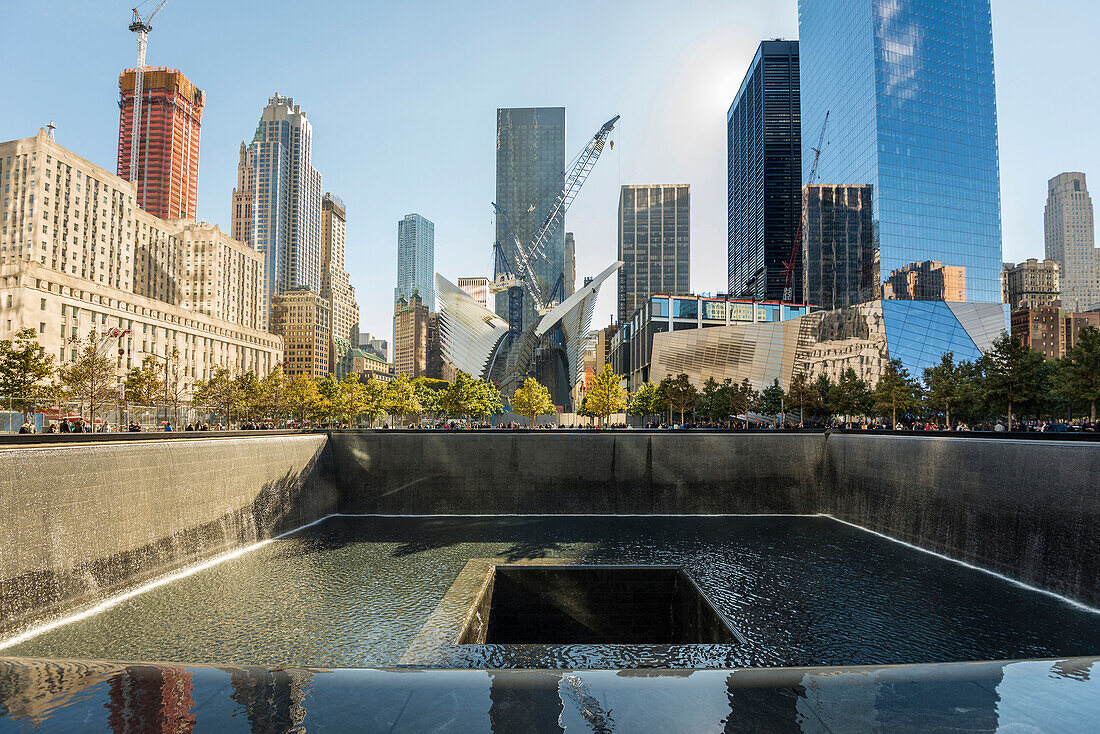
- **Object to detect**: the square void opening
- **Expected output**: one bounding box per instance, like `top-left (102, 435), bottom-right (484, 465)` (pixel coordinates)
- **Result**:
top-left (458, 565), bottom-right (739, 645)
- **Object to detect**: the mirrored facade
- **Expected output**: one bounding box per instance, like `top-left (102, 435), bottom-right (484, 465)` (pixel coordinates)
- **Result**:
top-left (650, 300), bottom-right (1008, 392)
top-left (494, 107), bottom-right (566, 326)
top-left (798, 0), bottom-right (1003, 304)
top-left (618, 184), bottom-right (691, 323)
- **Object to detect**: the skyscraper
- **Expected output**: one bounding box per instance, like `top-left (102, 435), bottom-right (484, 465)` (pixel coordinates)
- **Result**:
top-left (394, 292), bottom-right (429, 378)
top-left (321, 193), bottom-right (359, 375)
top-left (494, 107), bottom-right (566, 326)
top-left (798, 0), bottom-right (1002, 303)
top-left (395, 213), bottom-right (435, 308)
top-left (1045, 172), bottom-right (1099, 311)
top-left (234, 94), bottom-right (323, 316)
top-left (1002, 259), bottom-right (1061, 311)
top-left (617, 185), bottom-right (691, 322)
top-left (727, 40), bottom-right (801, 302)
top-left (457, 277), bottom-right (490, 308)
top-left (117, 67), bottom-right (204, 220)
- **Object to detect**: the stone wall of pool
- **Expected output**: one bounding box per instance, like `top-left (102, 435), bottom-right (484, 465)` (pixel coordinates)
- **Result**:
top-left (1, 431), bottom-right (1097, 636)
top-left (0, 434), bottom-right (337, 635)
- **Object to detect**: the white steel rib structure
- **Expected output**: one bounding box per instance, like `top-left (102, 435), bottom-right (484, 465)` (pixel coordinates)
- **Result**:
top-left (535, 260), bottom-right (622, 389)
top-left (435, 274), bottom-right (509, 379)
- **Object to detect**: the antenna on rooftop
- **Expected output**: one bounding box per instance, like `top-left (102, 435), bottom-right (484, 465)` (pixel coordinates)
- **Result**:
top-left (46, 121), bottom-right (56, 140)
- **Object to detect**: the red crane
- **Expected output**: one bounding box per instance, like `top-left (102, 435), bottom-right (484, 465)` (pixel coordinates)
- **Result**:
top-left (783, 111), bottom-right (829, 303)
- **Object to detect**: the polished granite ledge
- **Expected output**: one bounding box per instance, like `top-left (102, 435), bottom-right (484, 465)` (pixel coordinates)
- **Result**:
top-left (0, 655), bottom-right (1097, 732)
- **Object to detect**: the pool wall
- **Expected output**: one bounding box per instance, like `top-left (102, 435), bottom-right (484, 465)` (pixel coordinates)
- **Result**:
top-left (0, 435), bottom-right (336, 635)
top-left (2, 431), bottom-right (1097, 637)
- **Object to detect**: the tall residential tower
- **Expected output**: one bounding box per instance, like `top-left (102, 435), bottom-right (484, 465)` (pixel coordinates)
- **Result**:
top-left (395, 213), bottom-right (435, 308)
top-left (117, 67), bottom-right (204, 220)
top-left (1045, 172), bottom-right (1098, 311)
top-left (234, 94), bottom-right (324, 316)
top-left (798, 0), bottom-right (1003, 304)
top-left (727, 40), bottom-right (801, 302)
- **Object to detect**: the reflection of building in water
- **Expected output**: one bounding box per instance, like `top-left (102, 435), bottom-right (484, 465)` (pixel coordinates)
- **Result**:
top-left (229, 667), bottom-right (311, 734)
top-left (883, 260), bottom-right (966, 302)
top-left (107, 665), bottom-right (195, 733)
top-left (488, 671), bottom-right (565, 734)
top-left (0, 658), bottom-right (112, 727)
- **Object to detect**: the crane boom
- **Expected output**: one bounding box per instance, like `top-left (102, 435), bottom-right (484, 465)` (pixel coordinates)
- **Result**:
top-left (127, 0), bottom-right (172, 183)
top-left (782, 110), bottom-right (828, 303)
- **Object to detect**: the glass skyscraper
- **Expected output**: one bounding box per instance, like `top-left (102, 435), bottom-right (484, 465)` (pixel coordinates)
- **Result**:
top-left (727, 40), bottom-right (801, 302)
top-left (395, 213), bottom-right (435, 309)
top-left (494, 107), bottom-right (566, 328)
top-left (618, 184), bottom-right (691, 323)
top-left (236, 95), bottom-right (323, 316)
top-left (798, 0), bottom-right (1003, 304)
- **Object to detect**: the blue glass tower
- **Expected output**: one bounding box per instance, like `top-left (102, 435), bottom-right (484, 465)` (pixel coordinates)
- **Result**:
top-left (798, 0), bottom-right (1003, 304)
top-left (395, 213), bottom-right (435, 309)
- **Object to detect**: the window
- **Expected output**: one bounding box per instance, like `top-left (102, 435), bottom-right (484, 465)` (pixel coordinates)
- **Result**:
top-left (40, 298), bottom-right (46, 310)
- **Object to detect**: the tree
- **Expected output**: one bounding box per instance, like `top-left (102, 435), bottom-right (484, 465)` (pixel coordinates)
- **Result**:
top-left (627, 382), bottom-right (659, 422)
top-left (413, 376), bottom-right (447, 419)
top-left (470, 378), bottom-right (503, 421)
top-left (340, 373), bottom-right (369, 425)
top-left (922, 353), bottom-right (963, 427)
top-left (761, 378), bottom-right (785, 422)
top-left (828, 367), bottom-right (872, 427)
top-left (234, 371), bottom-right (263, 421)
top-left (786, 371), bottom-right (815, 426)
top-left (510, 377), bottom-right (554, 428)
top-left (874, 359), bottom-right (920, 427)
top-left (440, 372), bottom-right (477, 419)
top-left (316, 374), bottom-right (343, 423)
top-left (696, 377), bottom-right (724, 423)
top-left (285, 374), bottom-right (323, 425)
top-left (123, 355), bottom-right (164, 406)
top-left (664, 373), bottom-right (698, 425)
top-left (733, 378), bottom-right (761, 427)
top-left (813, 374), bottom-right (834, 422)
top-left (0, 328), bottom-right (58, 420)
top-left (383, 372), bottom-right (422, 426)
top-left (60, 330), bottom-right (117, 424)
top-left (192, 368), bottom-right (240, 427)
top-left (361, 377), bottom-right (388, 426)
top-left (1060, 325), bottom-right (1100, 421)
top-left (653, 376), bottom-right (673, 424)
top-left (584, 365), bottom-right (628, 427)
top-left (980, 332), bottom-right (1048, 428)
top-left (259, 367), bottom-right (288, 425)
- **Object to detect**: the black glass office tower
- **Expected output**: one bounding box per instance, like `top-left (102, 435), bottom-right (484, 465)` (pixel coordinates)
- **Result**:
top-left (727, 40), bottom-right (801, 302)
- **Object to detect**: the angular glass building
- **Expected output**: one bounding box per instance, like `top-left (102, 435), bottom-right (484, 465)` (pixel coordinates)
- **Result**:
top-left (618, 184), bottom-right (691, 323)
top-left (798, 0), bottom-right (1002, 304)
top-left (395, 213), bottom-right (435, 309)
top-left (727, 40), bottom-right (801, 302)
top-left (494, 107), bottom-right (566, 328)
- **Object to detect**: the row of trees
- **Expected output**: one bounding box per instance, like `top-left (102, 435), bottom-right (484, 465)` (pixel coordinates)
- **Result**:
top-left (623, 329), bottom-right (1100, 427)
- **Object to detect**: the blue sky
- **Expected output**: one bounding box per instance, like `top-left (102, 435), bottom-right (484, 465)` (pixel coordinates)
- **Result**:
top-left (2, 0), bottom-right (1097, 336)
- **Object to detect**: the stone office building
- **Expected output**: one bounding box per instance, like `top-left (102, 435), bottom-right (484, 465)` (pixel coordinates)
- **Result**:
top-left (0, 130), bottom-right (281, 387)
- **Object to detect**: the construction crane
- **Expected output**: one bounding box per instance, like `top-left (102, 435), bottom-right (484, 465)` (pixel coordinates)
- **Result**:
top-left (490, 114), bottom-right (620, 326)
top-left (127, 0), bottom-right (172, 182)
top-left (782, 110), bottom-right (829, 304)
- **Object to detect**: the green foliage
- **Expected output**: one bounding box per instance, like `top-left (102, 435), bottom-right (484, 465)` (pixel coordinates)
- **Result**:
top-left (1060, 325), bottom-right (1100, 420)
top-left (259, 367), bottom-right (288, 423)
top-left (0, 327), bottom-right (58, 419)
top-left (584, 365), bottom-right (628, 426)
top-left (123, 355), bottom-right (164, 406)
top-left (469, 378), bottom-right (503, 419)
top-left (60, 330), bottom-right (117, 423)
top-left (785, 371), bottom-right (815, 424)
top-left (339, 373), bottom-right (369, 424)
top-left (979, 332), bottom-right (1049, 427)
top-left (316, 373), bottom-right (343, 422)
top-left (383, 372), bottom-right (422, 424)
top-left (662, 373), bottom-right (698, 424)
top-left (233, 371), bottom-right (263, 420)
top-left (813, 374), bottom-right (833, 420)
top-left (285, 374), bottom-right (323, 424)
top-left (760, 378), bottom-right (785, 418)
top-left (873, 359), bottom-right (921, 426)
top-left (360, 377), bottom-right (388, 425)
top-left (192, 367), bottom-right (240, 425)
top-left (627, 381), bottom-right (658, 418)
top-left (510, 377), bottom-right (554, 428)
top-left (828, 367), bottom-right (872, 425)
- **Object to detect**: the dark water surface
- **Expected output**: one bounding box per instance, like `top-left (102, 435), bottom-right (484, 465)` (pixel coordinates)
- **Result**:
top-left (5, 515), bottom-right (1099, 668)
